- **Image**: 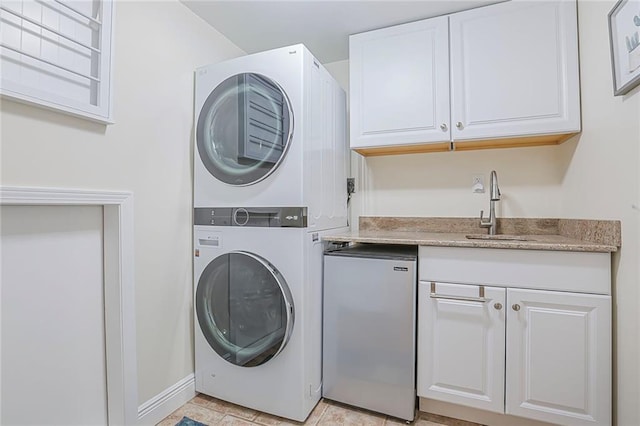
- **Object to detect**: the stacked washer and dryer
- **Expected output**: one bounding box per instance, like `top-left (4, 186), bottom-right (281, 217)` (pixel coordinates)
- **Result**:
top-left (193, 44), bottom-right (348, 422)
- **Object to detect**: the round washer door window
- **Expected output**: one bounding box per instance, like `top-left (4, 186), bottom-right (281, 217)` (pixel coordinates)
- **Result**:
top-left (196, 73), bottom-right (293, 186)
top-left (196, 251), bottom-right (294, 367)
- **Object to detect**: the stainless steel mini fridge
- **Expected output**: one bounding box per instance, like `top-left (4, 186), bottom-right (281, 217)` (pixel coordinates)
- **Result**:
top-left (322, 244), bottom-right (417, 422)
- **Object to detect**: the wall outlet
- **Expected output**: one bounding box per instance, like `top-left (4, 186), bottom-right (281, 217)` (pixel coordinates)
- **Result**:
top-left (347, 178), bottom-right (356, 195)
top-left (472, 175), bottom-right (485, 193)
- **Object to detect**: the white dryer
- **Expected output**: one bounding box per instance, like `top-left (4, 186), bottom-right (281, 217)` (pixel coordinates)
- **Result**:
top-left (193, 223), bottom-right (346, 421)
top-left (194, 44), bottom-right (348, 231)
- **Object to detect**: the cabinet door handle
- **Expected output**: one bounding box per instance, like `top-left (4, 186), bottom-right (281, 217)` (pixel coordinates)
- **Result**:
top-left (456, 121), bottom-right (464, 129)
top-left (440, 123), bottom-right (448, 131)
top-left (430, 282), bottom-right (486, 303)
top-left (494, 302), bottom-right (503, 310)
top-left (512, 304), bottom-right (521, 311)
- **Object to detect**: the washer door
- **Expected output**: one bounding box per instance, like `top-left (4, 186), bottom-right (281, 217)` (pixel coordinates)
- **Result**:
top-left (196, 73), bottom-right (293, 186)
top-left (196, 251), bottom-right (294, 367)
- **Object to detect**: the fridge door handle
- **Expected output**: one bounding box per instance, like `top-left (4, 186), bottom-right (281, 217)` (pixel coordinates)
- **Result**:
top-left (429, 282), bottom-right (487, 303)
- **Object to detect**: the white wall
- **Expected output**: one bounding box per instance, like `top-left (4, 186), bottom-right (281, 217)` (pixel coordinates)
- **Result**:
top-left (326, 1), bottom-right (640, 424)
top-left (559, 2), bottom-right (640, 425)
top-left (0, 1), bottom-right (245, 404)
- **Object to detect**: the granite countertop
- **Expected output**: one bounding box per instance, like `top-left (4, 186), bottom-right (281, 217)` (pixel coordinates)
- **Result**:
top-left (323, 217), bottom-right (621, 253)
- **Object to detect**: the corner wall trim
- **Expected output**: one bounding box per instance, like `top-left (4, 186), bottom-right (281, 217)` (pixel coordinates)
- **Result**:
top-left (137, 374), bottom-right (196, 425)
top-left (0, 186), bottom-right (138, 425)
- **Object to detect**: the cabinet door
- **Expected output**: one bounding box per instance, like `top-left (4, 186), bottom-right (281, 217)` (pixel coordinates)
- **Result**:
top-left (417, 282), bottom-right (506, 413)
top-left (449, 0), bottom-right (580, 142)
top-left (506, 288), bottom-right (611, 426)
top-left (349, 17), bottom-right (450, 150)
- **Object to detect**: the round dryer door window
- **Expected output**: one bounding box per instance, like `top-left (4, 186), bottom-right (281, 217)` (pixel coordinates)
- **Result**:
top-left (196, 73), bottom-right (293, 186)
top-left (196, 251), bottom-right (295, 367)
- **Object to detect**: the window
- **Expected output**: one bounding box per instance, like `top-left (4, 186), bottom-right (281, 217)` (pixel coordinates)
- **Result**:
top-left (0, 0), bottom-right (114, 123)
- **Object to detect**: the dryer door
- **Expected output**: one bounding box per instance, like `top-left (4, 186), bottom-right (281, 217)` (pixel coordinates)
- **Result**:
top-left (196, 73), bottom-right (293, 186)
top-left (196, 251), bottom-right (294, 367)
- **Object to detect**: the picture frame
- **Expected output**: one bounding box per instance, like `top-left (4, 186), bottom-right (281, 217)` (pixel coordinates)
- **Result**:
top-left (609, 0), bottom-right (640, 96)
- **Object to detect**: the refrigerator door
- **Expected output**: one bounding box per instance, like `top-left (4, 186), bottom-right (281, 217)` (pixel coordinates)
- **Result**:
top-left (323, 246), bottom-right (417, 421)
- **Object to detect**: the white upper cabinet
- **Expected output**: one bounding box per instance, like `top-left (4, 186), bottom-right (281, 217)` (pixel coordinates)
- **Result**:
top-left (348, 0), bottom-right (581, 155)
top-left (349, 17), bottom-right (450, 155)
top-left (450, 0), bottom-right (580, 144)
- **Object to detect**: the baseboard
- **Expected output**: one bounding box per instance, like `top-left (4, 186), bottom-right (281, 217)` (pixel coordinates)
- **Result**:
top-left (137, 373), bottom-right (196, 425)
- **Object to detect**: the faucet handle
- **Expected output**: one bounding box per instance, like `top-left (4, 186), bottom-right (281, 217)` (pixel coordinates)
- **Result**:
top-left (479, 209), bottom-right (491, 227)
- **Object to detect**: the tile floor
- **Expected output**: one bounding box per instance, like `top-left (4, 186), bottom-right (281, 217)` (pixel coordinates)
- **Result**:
top-left (156, 394), bottom-right (482, 426)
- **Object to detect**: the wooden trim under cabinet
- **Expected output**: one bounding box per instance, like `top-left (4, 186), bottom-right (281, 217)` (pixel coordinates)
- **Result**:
top-left (452, 132), bottom-right (578, 151)
top-left (352, 133), bottom-right (578, 156)
top-left (353, 142), bottom-right (452, 156)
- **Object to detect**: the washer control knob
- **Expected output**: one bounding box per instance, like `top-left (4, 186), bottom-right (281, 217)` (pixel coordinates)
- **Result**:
top-left (233, 208), bottom-right (249, 226)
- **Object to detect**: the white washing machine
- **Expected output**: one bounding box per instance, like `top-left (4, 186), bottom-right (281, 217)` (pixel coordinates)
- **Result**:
top-left (193, 223), bottom-right (346, 421)
top-left (194, 44), bottom-right (348, 231)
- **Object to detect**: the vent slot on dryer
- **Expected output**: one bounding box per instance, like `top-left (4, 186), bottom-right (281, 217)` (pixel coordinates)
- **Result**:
top-left (238, 74), bottom-right (288, 164)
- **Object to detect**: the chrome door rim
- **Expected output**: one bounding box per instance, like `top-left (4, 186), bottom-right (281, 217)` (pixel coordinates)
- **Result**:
top-left (196, 73), bottom-right (295, 187)
top-left (196, 250), bottom-right (295, 366)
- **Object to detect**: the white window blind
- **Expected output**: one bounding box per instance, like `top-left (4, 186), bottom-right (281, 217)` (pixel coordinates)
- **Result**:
top-left (0, 0), bottom-right (114, 123)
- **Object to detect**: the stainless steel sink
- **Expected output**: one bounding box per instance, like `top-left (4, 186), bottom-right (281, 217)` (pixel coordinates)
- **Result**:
top-left (465, 234), bottom-right (532, 241)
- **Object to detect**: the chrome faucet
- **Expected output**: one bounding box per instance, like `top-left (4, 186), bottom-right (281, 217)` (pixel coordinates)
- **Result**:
top-left (480, 170), bottom-right (501, 235)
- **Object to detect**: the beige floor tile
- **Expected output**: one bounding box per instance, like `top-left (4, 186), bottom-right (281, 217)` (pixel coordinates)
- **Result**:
top-left (216, 414), bottom-right (256, 425)
top-left (317, 401), bottom-right (386, 426)
top-left (304, 400), bottom-right (329, 425)
top-left (204, 396), bottom-right (259, 420)
top-left (419, 412), bottom-right (481, 426)
top-left (155, 413), bottom-right (182, 426)
top-left (154, 396), bottom-right (481, 426)
top-left (383, 417), bottom-right (406, 425)
top-left (192, 394), bottom-right (216, 408)
top-left (171, 402), bottom-right (226, 424)
top-left (251, 398), bottom-right (328, 426)
top-left (205, 396), bottom-right (233, 413)
top-left (384, 415), bottom-right (461, 426)
top-left (252, 411), bottom-right (302, 426)
top-left (384, 416), bottom-right (414, 425)
top-left (224, 404), bottom-right (260, 421)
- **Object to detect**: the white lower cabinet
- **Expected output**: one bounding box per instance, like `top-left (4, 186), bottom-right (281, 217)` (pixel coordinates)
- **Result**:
top-left (417, 247), bottom-right (612, 425)
top-left (506, 288), bottom-right (611, 425)
top-left (418, 282), bottom-right (506, 414)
